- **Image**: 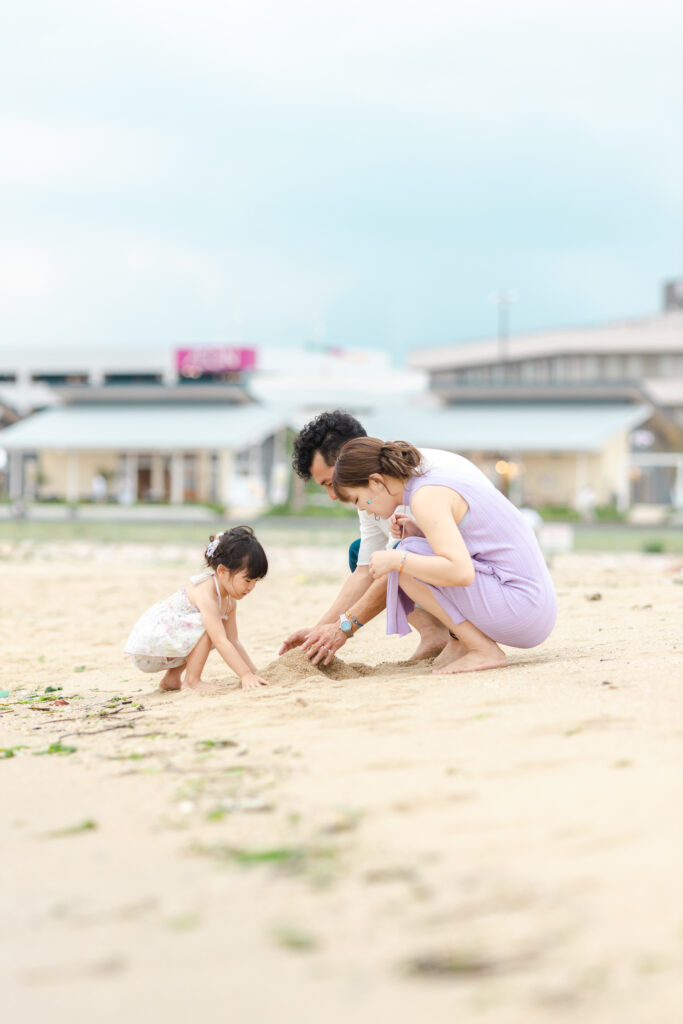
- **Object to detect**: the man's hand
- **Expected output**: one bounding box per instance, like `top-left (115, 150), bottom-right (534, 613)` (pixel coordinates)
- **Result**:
top-left (369, 549), bottom-right (401, 581)
top-left (278, 627), bottom-right (312, 656)
top-left (389, 511), bottom-right (424, 539)
top-left (301, 623), bottom-right (347, 666)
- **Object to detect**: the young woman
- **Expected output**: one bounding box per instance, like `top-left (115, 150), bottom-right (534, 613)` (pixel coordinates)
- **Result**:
top-left (332, 438), bottom-right (557, 674)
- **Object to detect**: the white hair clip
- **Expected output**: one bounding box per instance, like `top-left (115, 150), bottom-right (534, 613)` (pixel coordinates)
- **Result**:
top-left (207, 532), bottom-right (223, 557)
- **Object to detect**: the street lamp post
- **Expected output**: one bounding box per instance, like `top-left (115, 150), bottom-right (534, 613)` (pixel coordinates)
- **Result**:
top-left (488, 289), bottom-right (517, 363)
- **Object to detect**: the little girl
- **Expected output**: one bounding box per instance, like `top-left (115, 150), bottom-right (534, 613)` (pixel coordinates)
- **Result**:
top-left (125, 525), bottom-right (269, 692)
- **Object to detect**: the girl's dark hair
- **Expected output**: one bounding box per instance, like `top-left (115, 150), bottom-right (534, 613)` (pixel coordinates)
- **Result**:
top-left (292, 410), bottom-right (367, 479)
top-left (204, 525), bottom-right (268, 579)
top-left (332, 437), bottom-right (422, 498)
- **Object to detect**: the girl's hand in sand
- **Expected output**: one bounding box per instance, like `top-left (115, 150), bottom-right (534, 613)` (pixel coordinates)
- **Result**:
top-left (241, 672), bottom-right (269, 689)
top-left (389, 512), bottom-right (423, 539)
top-left (301, 623), bottom-right (346, 666)
top-left (278, 627), bottom-right (312, 655)
top-left (369, 549), bottom-right (402, 580)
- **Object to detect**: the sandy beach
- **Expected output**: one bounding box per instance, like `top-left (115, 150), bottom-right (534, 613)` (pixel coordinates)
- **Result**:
top-left (2, 540), bottom-right (682, 1023)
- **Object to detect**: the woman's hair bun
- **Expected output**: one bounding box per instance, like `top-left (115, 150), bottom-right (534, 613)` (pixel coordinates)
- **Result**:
top-left (377, 441), bottom-right (422, 476)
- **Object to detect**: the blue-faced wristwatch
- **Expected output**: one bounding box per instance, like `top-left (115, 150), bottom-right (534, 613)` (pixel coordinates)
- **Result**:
top-left (339, 612), bottom-right (363, 636)
top-left (339, 614), bottom-right (354, 636)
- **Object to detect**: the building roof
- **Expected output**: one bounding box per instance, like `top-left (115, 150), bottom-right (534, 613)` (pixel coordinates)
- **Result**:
top-left (0, 383), bottom-right (61, 415)
top-left (0, 403), bottom-right (290, 452)
top-left (410, 311), bottom-right (683, 370)
top-left (0, 398), bottom-right (664, 457)
top-left (56, 383), bottom-right (253, 404)
top-left (641, 378), bottom-right (683, 408)
top-left (357, 403), bottom-right (654, 453)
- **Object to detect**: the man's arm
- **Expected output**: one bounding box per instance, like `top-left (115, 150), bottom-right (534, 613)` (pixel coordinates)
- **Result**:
top-left (313, 565), bottom-right (373, 624)
top-left (279, 506), bottom-right (391, 656)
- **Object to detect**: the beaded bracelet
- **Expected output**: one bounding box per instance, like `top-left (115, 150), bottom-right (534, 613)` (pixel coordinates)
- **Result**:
top-left (398, 551), bottom-right (408, 574)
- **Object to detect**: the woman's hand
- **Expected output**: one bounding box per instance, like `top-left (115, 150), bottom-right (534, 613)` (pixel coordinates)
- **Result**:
top-left (369, 549), bottom-right (402, 581)
top-left (389, 512), bottom-right (424, 539)
top-left (241, 672), bottom-right (269, 689)
top-left (301, 623), bottom-right (346, 665)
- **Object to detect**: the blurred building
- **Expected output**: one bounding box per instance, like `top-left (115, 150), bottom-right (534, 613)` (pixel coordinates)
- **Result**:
top-left (409, 292), bottom-right (683, 514)
top-left (0, 346), bottom-right (289, 509)
top-left (0, 343), bottom-right (423, 508)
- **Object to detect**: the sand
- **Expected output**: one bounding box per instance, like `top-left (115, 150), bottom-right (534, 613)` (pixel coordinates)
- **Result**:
top-left (1, 541), bottom-right (682, 1024)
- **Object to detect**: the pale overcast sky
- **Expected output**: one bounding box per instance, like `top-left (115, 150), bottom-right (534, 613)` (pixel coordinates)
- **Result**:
top-left (1, 0), bottom-right (681, 358)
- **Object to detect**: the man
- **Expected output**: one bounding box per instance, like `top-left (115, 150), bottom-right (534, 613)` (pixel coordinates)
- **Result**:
top-left (278, 410), bottom-right (448, 665)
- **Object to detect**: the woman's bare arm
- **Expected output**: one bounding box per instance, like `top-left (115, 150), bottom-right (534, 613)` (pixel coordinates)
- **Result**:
top-left (369, 487), bottom-right (474, 587)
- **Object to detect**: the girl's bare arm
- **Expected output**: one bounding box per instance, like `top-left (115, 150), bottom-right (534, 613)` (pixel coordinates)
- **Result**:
top-left (191, 585), bottom-right (262, 682)
top-left (224, 607), bottom-right (259, 675)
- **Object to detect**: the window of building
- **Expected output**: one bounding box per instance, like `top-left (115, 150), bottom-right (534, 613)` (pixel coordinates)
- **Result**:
top-left (210, 452), bottom-right (220, 503)
top-left (31, 373), bottom-right (89, 386)
top-left (568, 356), bottom-right (583, 381)
top-left (178, 371), bottom-right (242, 384)
top-left (183, 454), bottom-right (198, 501)
top-left (582, 355), bottom-right (599, 380)
top-left (103, 373), bottom-right (163, 385)
top-left (548, 356), bottom-right (565, 380)
top-left (535, 359), bottom-right (551, 382)
top-left (623, 354), bottom-right (642, 378)
top-left (520, 361), bottom-right (536, 382)
top-left (603, 354), bottom-right (624, 379)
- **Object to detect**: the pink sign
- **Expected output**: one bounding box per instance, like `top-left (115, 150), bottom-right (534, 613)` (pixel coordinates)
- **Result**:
top-left (176, 347), bottom-right (257, 376)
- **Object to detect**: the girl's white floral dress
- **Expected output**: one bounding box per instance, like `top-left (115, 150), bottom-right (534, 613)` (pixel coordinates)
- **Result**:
top-left (125, 572), bottom-right (230, 673)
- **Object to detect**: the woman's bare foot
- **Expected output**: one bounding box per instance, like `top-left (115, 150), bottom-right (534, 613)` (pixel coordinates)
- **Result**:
top-left (184, 677), bottom-right (222, 695)
top-left (159, 666), bottom-right (184, 691)
top-left (432, 637), bottom-right (466, 669)
top-left (434, 644), bottom-right (507, 675)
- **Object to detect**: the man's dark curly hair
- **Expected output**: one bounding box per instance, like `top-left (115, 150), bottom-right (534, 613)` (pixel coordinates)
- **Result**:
top-left (292, 410), bottom-right (367, 479)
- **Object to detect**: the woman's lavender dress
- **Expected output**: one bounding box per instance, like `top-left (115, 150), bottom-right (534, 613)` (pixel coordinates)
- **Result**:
top-left (386, 453), bottom-right (557, 649)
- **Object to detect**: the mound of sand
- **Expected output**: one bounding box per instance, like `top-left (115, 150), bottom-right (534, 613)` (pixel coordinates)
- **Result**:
top-left (263, 648), bottom-right (363, 683)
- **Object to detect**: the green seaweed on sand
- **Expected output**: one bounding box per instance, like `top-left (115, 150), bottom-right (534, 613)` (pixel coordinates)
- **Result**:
top-left (34, 742), bottom-right (77, 756)
top-left (271, 924), bottom-right (320, 952)
top-left (16, 694), bottom-right (63, 704)
top-left (404, 947), bottom-right (535, 978)
top-left (194, 738), bottom-right (240, 751)
top-left (405, 950), bottom-right (500, 977)
top-left (106, 752), bottom-right (149, 761)
top-left (42, 819), bottom-right (97, 839)
top-left (191, 842), bottom-right (338, 874)
top-left (1, 745), bottom-right (26, 759)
